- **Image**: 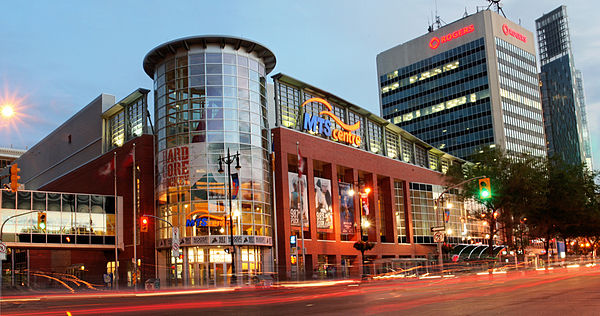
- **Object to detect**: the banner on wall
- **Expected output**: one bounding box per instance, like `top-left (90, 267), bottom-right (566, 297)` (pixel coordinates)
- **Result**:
top-left (314, 177), bottom-right (333, 229)
top-left (160, 146), bottom-right (190, 188)
top-left (338, 182), bottom-right (355, 234)
top-left (289, 172), bottom-right (309, 228)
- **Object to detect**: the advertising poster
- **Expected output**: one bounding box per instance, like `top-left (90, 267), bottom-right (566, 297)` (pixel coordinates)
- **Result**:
top-left (314, 177), bottom-right (333, 229)
top-left (288, 172), bottom-right (308, 228)
top-left (338, 182), bottom-right (355, 234)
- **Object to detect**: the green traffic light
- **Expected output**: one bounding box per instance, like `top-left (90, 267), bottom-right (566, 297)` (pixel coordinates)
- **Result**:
top-left (480, 190), bottom-right (490, 198)
top-left (39, 223), bottom-right (46, 230)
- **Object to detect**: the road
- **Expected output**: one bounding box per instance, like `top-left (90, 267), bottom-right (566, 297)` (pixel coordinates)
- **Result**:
top-left (2, 267), bottom-right (600, 315)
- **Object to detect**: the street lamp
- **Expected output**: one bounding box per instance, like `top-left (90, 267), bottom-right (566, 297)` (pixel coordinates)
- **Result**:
top-left (218, 148), bottom-right (241, 285)
top-left (1, 105), bottom-right (14, 118)
top-left (350, 182), bottom-right (372, 277)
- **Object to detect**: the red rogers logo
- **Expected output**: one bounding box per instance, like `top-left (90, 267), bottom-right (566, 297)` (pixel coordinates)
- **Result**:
top-left (429, 24), bottom-right (475, 49)
top-left (502, 24), bottom-right (527, 43)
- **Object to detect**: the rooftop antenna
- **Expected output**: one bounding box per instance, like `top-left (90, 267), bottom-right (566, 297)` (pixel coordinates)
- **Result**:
top-left (427, 15), bottom-right (433, 32)
top-left (486, 0), bottom-right (506, 18)
top-left (433, 0), bottom-right (446, 29)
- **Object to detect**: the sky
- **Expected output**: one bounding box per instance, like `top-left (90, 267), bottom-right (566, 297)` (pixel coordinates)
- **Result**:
top-left (1, 0), bottom-right (599, 167)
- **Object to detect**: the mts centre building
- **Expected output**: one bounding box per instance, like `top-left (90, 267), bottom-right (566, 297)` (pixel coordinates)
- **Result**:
top-left (142, 35), bottom-right (485, 283)
top-left (6, 35), bottom-right (489, 288)
top-left (377, 10), bottom-right (546, 161)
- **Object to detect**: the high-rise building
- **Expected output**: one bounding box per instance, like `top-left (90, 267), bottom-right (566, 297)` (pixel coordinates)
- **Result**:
top-left (575, 70), bottom-right (593, 169)
top-left (377, 9), bottom-right (546, 161)
top-left (536, 5), bottom-right (592, 167)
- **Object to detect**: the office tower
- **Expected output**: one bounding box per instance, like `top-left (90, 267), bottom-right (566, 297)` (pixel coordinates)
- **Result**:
top-left (537, 6), bottom-right (592, 166)
top-left (377, 9), bottom-right (546, 161)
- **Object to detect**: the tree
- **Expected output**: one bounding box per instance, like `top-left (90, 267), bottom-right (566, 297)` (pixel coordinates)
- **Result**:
top-left (447, 147), bottom-right (509, 260)
top-left (447, 148), bottom-right (546, 261)
top-left (449, 148), bottom-right (600, 267)
top-left (539, 159), bottom-right (600, 258)
top-left (522, 158), bottom-right (596, 261)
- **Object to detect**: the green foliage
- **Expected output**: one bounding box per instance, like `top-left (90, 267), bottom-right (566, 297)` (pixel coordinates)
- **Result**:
top-left (447, 146), bottom-right (600, 253)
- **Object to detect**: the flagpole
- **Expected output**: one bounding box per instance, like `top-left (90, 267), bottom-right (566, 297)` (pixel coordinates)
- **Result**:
top-left (296, 141), bottom-right (306, 280)
top-left (113, 151), bottom-right (119, 290)
top-left (133, 143), bottom-right (137, 290)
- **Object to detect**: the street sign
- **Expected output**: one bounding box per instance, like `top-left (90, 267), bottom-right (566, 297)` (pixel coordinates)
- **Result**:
top-left (433, 232), bottom-right (444, 243)
top-left (431, 226), bottom-right (445, 232)
top-left (172, 227), bottom-right (180, 257)
top-left (0, 241), bottom-right (6, 261)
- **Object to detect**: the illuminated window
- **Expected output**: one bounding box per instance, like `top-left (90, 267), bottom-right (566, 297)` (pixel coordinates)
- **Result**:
top-left (385, 130), bottom-right (399, 159)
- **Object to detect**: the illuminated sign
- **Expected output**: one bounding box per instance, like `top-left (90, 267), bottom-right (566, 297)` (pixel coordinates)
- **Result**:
top-left (301, 97), bottom-right (362, 146)
top-left (502, 24), bottom-right (526, 43)
top-left (163, 146), bottom-right (189, 186)
top-left (290, 235), bottom-right (297, 246)
top-left (429, 24), bottom-right (475, 49)
top-left (186, 214), bottom-right (224, 228)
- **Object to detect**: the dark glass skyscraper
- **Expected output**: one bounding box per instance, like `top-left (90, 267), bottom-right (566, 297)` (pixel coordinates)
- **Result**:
top-left (377, 9), bottom-right (546, 161)
top-left (536, 6), bottom-right (592, 167)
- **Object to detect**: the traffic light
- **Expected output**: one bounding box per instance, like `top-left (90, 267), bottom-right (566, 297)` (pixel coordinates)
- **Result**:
top-left (140, 216), bottom-right (149, 232)
top-left (37, 212), bottom-right (47, 231)
top-left (10, 164), bottom-right (20, 192)
top-left (290, 254), bottom-right (297, 265)
top-left (478, 177), bottom-right (492, 199)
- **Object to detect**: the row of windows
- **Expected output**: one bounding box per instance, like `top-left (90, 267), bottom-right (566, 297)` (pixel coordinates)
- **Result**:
top-left (383, 74), bottom-right (489, 117)
top-left (494, 38), bottom-right (536, 63)
top-left (391, 89), bottom-right (490, 124)
top-left (108, 95), bottom-right (146, 149)
top-left (381, 60), bottom-right (460, 94)
top-left (274, 80), bottom-right (451, 173)
top-left (380, 38), bottom-right (486, 84)
top-left (382, 60), bottom-right (487, 106)
top-left (417, 115), bottom-right (493, 149)
top-left (156, 74), bottom-right (266, 97)
top-left (506, 140), bottom-right (547, 157)
top-left (503, 125), bottom-right (545, 149)
top-left (499, 71), bottom-right (540, 100)
top-left (500, 89), bottom-right (541, 111)
top-left (154, 52), bottom-right (265, 80)
top-left (1, 191), bottom-right (117, 241)
top-left (502, 103), bottom-right (544, 135)
top-left (397, 96), bottom-right (491, 134)
top-left (497, 51), bottom-right (537, 79)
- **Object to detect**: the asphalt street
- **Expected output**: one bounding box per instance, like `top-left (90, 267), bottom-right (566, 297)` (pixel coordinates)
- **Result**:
top-left (2, 267), bottom-right (600, 315)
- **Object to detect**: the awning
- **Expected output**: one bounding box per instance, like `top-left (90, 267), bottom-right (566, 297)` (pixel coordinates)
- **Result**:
top-left (449, 244), bottom-right (506, 260)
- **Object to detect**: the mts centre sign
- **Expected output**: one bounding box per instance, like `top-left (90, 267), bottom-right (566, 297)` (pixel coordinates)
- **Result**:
top-left (301, 97), bottom-right (362, 146)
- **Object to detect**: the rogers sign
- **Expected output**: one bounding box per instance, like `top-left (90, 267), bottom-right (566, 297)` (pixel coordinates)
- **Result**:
top-left (502, 24), bottom-right (527, 43)
top-left (429, 24), bottom-right (475, 49)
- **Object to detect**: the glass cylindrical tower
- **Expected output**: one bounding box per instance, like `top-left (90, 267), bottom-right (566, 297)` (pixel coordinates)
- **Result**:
top-left (143, 36), bottom-right (276, 286)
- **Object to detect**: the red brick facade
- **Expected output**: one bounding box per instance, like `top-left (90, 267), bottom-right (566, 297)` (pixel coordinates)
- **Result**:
top-left (35, 135), bottom-right (156, 288)
top-left (273, 127), bottom-right (447, 279)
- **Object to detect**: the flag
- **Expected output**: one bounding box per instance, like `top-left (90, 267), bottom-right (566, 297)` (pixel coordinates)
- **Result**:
top-left (123, 147), bottom-right (135, 167)
top-left (231, 173), bottom-right (240, 199)
top-left (360, 193), bottom-right (369, 216)
top-left (297, 149), bottom-right (304, 178)
top-left (99, 159), bottom-right (114, 176)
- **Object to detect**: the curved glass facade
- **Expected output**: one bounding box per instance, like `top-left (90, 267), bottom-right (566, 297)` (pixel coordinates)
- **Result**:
top-left (146, 37), bottom-right (275, 285)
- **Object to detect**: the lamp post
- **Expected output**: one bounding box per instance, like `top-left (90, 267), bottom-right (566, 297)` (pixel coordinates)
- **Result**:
top-left (218, 148), bottom-right (241, 286)
top-left (349, 183), bottom-right (371, 277)
top-left (1, 210), bottom-right (40, 297)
